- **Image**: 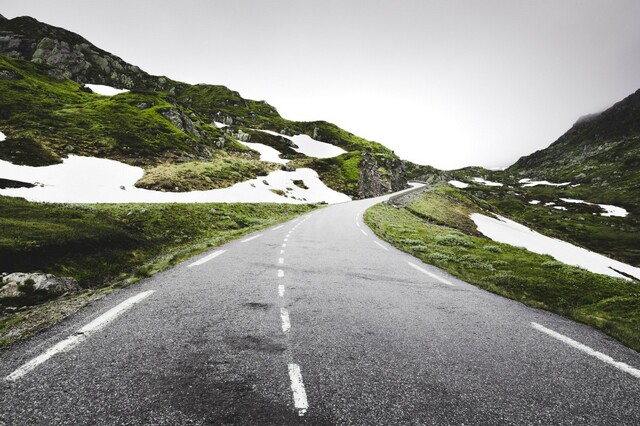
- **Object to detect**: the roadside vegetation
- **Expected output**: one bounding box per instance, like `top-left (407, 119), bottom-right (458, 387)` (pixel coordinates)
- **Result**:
top-left (0, 196), bottom-right (315, 345)
top-left (365, 185), bottom-right (640, 351)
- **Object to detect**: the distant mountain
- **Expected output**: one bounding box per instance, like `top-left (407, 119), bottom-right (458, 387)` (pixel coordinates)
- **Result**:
top-left (508, 88), bottom-right (640, 207)
top-left (0, 15), bottom-right (406, 198)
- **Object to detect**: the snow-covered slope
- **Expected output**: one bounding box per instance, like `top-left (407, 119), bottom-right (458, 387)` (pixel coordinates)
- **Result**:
top-left (0, 156), bottom-right (350, 204)
top-left (258, 129), bottom-right (346, 158)
top-left (471, 213), bottom-right (640, 280)
top-left (85, 84), bottom-right (129, 96)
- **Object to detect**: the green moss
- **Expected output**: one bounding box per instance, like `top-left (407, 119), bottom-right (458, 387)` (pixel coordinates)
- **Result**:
top-left (135, 154), bottom-right (280, 191)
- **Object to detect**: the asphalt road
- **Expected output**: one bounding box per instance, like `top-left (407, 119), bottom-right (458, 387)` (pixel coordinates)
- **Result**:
top-left (1, 189), bottom-right (639, 425)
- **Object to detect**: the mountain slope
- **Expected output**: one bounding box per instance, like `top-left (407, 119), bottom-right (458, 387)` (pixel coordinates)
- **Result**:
top-left (508, 89), bottom-right (640, 208)
top-left (0, 15), bottom-right (406, 198)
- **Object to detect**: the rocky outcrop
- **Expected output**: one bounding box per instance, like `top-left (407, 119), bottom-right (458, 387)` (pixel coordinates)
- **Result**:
top-left (357, 152), bottom-right (407, 198)
top-left (0, 16), bottom-right (169, 90)
top-left (0, 272), bottom-right (81, 298)
top-left (160, 109), bottom-right (203, 139)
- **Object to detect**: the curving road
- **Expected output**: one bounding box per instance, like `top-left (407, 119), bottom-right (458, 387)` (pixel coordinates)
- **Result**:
top-left (1, 189), bottom-right (639, 425)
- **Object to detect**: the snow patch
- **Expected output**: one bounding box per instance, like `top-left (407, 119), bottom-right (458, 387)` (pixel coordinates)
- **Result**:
top-left (528, 200), bottom-right (541, 205)
top-left (214, 122), bottom-right (228, 128)
top-left (0, 156), bottom-right (350, 204)
top-left (449, 180), bottom-right (469, 189)
top-left (559, 198), bottom-right (628, 218)
top-left (519, 178), bottom-right (570, 187)
top-left (471, 213), bottom-right (640, 280)
top-left (238, 141), bottom-right (288, 165)
top-left (256, 129), bottom-right (345, 158)
top-left (554, 206), bottom-right (567, 211)
top-left (472, 177), bottom-right (503, 187)
top-left (85, 84), bottom-right (129, 96)
top-left (0, 131), bottom-right (5, 141)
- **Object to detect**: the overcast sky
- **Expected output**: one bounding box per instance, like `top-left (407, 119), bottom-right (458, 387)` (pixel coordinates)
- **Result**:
top-left (4, 1), bottom-right (640, 169)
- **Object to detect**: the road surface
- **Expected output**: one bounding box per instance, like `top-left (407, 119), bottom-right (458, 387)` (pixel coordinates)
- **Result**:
top-left (1, 189), bottom-right (639, 425)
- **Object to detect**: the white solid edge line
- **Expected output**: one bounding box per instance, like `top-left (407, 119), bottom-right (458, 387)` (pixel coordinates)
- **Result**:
top-left (6, 290), bottom-right (155, 381)
top-left (531, 322), bottom-right (640, 379)
top-left (278, 269), bottom-right (284, 278)
top-left (280, 307), bottom-right (291, 333)
top-left (288, 363), bottom-right (309, 416)
top-left (187, 250), bottom-right (226, 267)
top-left (373, 241), bottom-right (389, 251)
top-left (241, 234), bottom-right (262, 243)
top-left (407, 262), bottom-right (454, 286)
top-left (272, 225), bottom-right (284, 231)
top-left (278, 284), bottom-right (285, 297)
top-left (360, 229), bottom-right (368, 236)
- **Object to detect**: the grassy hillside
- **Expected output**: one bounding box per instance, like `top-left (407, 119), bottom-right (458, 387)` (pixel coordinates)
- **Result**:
top-left (0, 14), bottom-right (406, 197)
top-left (0, 195), bottom-right (315, 344)
top-left (365, 186), bottom-right (640, 351)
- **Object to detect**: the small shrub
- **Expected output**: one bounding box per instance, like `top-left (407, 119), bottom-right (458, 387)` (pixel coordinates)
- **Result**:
top-left (541, 260), bottom-right (564, 269)
top-left (434, 233), bottom-right (475, 247)
top-left (492, 272), bottom-right (528, 289)
top-left (428, 252), bottom-right (452, 262)
top-left (484, 245), bottom-right (502, 253)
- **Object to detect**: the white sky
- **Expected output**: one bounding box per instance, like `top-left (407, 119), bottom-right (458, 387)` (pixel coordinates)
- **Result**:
top-left (3, 0), bottom-right (640, 169)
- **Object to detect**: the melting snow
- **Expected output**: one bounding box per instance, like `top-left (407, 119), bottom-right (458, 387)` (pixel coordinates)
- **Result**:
top-left (85, 84), bottom-right (129, 96)
top-left (0, 156), bottom-right (350, 204)
top-left (559, 198), bottom-right (628, 218)
top-left (471, 213), bottom-right (640, 280)
top-left (238, 141), bottom-right (288, 165)
top-left (449, 180), bottom-right (469, 189)
top-left (472, 177), bottom-right (503, 187)
top-left (256, 129), bottom-right (346, 158)
top-left (519, 178), bottom-right (570, 187)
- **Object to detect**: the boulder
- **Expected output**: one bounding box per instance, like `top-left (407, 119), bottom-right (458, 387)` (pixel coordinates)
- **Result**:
top-left (0, 272), bottom-right (81, 298)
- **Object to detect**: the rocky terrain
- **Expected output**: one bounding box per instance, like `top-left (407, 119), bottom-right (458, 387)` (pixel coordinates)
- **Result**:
top-left (0, 14), bottom-right (406, 198)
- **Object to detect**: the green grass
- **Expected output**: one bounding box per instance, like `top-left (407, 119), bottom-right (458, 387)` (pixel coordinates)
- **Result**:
top-left (291, 152), bottom-right (363, 197)
top-left (0, 195), bottom-right (316, 344)
top-left (135, 154), bottom-right (280, 191)
top-left (365, 189), bottom-right (640, 352)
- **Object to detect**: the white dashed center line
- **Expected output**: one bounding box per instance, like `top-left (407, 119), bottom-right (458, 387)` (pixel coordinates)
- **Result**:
top-left (288, 363), bottom-right (309, 416)
top-left (279, 258), bottom-right (284, 264)
top-left (282, 243), bottom-right (287, 248)
top-left (278, 284), bottom-right (285, 297)
top-left (278, 269), bottom-right (284, 278)
top-left (6, 290), bottom-right (155, 381)
top-left (188, 250), bottom-right (226, 267)
top-left (280, 250), bottom-right (285, 254)
top-left (407, 262), bottom-right (454, 286)
top-left (241, 234), bottom-right (262, 243)
top-left (373, 241), bottom-right (389, 251)
top-left (280, 308), bottom-right (291, 333)
top-left (531, 322), bottom-right (640, 378)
